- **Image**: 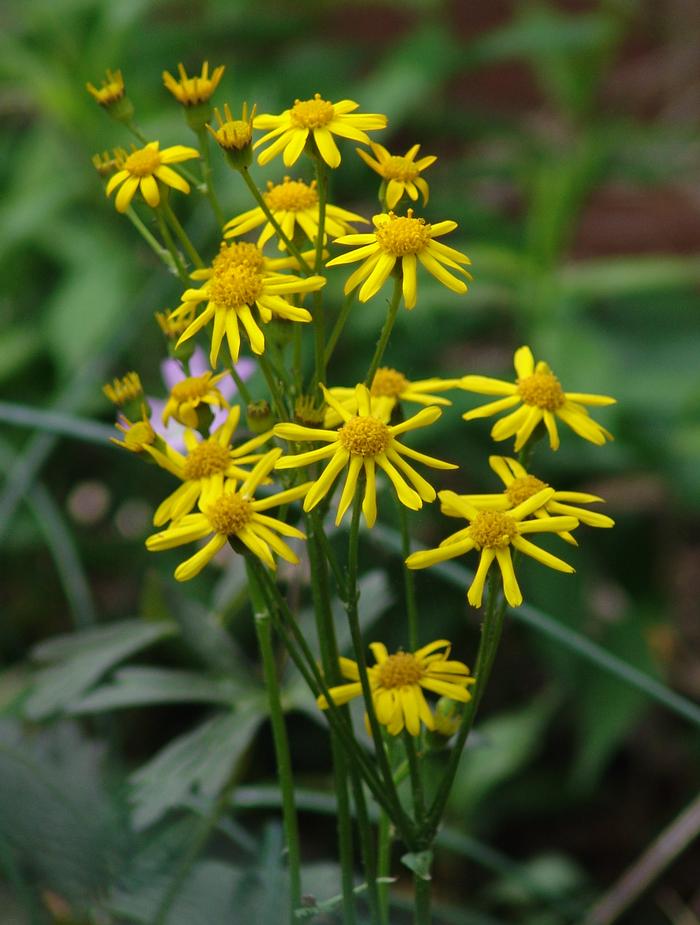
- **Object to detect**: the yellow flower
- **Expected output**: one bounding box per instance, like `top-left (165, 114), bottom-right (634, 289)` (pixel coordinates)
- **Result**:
top-left (173, 242), bottom-right (325, 366)
top-left (326, 210), bottom-right (472, 309)
top-left (92, 149), bottom-right (126, 177)
top-left (155, 306), bottom-right (195, 340)
top-left (111, 405), bottom-right (155, 453)
top-left (162, 61), bottom-right (225, 106)
top-left (274, 384), bottom-right (456, 527)
top-left (86, 69), bottom-right (125, 107)
top-left (324, 367), bottom-right (466, 427)
top-left (461, 346), bottom-right (616, 452)
top-left (316, 640), bottom-right (474, 737)
top-left (103, 371), bottom-right (143, 406)
top-left (450, 455), bottom-right (614, 545)
top-left (161, 369), bottom-right (229, 428)
top-left (146, 449), bottom-right (311, 580)
top-left (406, 488), bottom-right (579, 608)
top-left (145, 406), bottom-right (272, 526)
top-left (224, 176), bottom-right (366, 251)
top-left (356, 141), bottom-right (436, 209)
top-left (254, 93), bottom-right (387, 169)
top-left (207, 102), bottom-right (255, 151)
top-left (105, 142), bottom-right (199, 213)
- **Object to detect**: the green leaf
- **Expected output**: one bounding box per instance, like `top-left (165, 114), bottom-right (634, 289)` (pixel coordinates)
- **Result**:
top-left (559, 256), bottom-right (700, 299)
top-left (400, 849), bottom-right (433, 881)
top-left (68, 667), bottom-right (241, 714)
top-left (25, 620), bottom-right (177, 720)
top-left (129, 702), bottom-right (265, 829)
top-left (0, 327), bottom-right (41, 384)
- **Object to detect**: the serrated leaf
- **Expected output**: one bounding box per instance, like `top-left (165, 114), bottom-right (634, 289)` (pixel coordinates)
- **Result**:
top-left (25, 620), bottom-right (177, 720)
top-left (68, 666), bottom-right (240, 714)
top-left (129, 701), bottom-right (265, 829)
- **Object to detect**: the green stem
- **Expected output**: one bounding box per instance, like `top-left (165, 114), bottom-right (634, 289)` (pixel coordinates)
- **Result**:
top-left (413, 872), bottom-right (432, 925)
top-left (238, 167), bottom-right (312, 273)
top-left (162, 199), bottom-right (204, 269)
top-left (345, 490), bottom-right (415, 840)
top-left (365, 274), bottom-right (402, 386)
top-left (404, 733), bottom-right (425, 822)
top-left (196, 125), bottom-right (226, 228)
top-left (325, 290), bottom-right (356, 367)
top-left (124, 206), bottom-right (173, 268)
top-left (259, 354), bottom-right (288, 420)
top-left (377, 811), bottom-right (392, 925)
top-left (312, 157), bottom-right (328, 388)
top-left (397, 499), bottom-right (419, 650)
top-left (155, 207), bottom-right (189, 283)
top-left (424, 571), bottom-right (506, 839)
top-left (247, 560), bottom-right (302, 921)
top-left (228, 363), bottom-right (253, 404)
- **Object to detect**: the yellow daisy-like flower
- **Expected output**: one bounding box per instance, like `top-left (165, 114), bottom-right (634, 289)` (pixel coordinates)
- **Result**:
top-left (316, 640), bottom-right (474, 737)
top-left (274, 384), bottom-right (456, 528)
top-left (461, 346), bottom-right (616, 452)
top-left (155, 305), bottom-right (195, 341)
top-left (450, 455), bottom-right (614, 546)
top-left (406, 488), bottom-right (579, 608)
top-left (111, 404), bottom-right (156, 453)
top-left (161, 369), bottom-right (229, 428)
top-left (103, 371), bottom-right (143, 407)
top-left (324, 367), bottom-right (466, 427)
top-left (356, 142), bottom-right (436, 209)
top-left (162, 61), bottom-right (225, 107)
top-left (173, 241), bottom-right (325, 366)
top-left (326, 210), bottom-right (472, 310)
top-left (86, 69), bottom-right (125, 107)
top-left (207, 102), bottom-right (255, 152)
top-left (224, 176), bottom-right (366, 251)
top-left (105, 142), bottom-right (199, 213)
top-left (145, 405), bottom-right (271, 526)
top-left (92, 149), bottom-right (126, 178)
top-left (146, 449), bottom-right (311, 580)
top-left (254, 93), bottom-right (387, 169)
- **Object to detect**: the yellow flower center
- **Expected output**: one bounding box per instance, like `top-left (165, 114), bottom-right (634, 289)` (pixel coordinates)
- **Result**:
top-left (338, 416), bottom-right (391, 457)
top-left (208, 492), bottom-right (253, 535)
top-left (290, 94), bottom-right (335, 129)
top-left (213, 241), bottom-right (266, 274)
top-left (124, 420), bottom-right (155, 449)
top-left (381, 156), bottom-right (420, 181)
top-left (377, 652), bottom-right (423, 688)
top-left (505, 474), bottom-right (548, 507)
top-left (183, 441), bottom-right (231, 480)
top-left (265, 177), bottom-right (318, 213)
top-left (171, 374), bottom-right (215, 403)
top-left (370, 367), bottom-right (408, 398)
top-left (468, 510), bottom-right (518, 549)
top-left (210, 262), bottom-right (264, 311)
top-left (124, 146), bottom-right (161, 177)
top-left (215, 120), bottom-right (253, 150)
top-left (517, 372), bottom-right (565, 410)
top-left (375, 212), bottom-right (431, 256)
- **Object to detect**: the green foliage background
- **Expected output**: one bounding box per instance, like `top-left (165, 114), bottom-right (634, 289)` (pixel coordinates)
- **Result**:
top-left (1, 0), bottom-right (700, 922)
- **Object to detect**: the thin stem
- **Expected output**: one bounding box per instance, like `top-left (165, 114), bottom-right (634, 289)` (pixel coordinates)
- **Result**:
top-left (162, 199), bottom-right (204, 269)
top-left (196, 126), bottom-right (225, 228)
top-left (424, 570), bottom-right (507, 839)
top-left (365, 274), bottom-right (402, 386)
top-left (312, 157), bottom-right (328, 388)
top-left (404, 733), bottom-right (425, 823)
top-left (247, 560), bottom-right (302, 921)
top-left (397, 499), bottom-right (419, 650)
top-left (124, 206), bottom-right (174, 268)
top-left (259, 354), bottom-right (288, 420)
top-left (377, 811), bottom-right (392, 925)
top-left (227, 363), bottom-right (253, 404)
top-left (155, 206), bottom-right (189, 284)
top-left (325, 290), bottom-right (356, 367)
top-left (345, 490), bottom-right (416, 841)
top-left (413, 872), bottom-right (432, 925)
top-left (238, 167), bottom-right (312, 273)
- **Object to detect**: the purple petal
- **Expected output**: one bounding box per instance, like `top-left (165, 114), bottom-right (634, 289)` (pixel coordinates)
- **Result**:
top-left (147, 397), bottom-right (187, 452)
top-left (161, 357), bottom-right (186, 391)
top-left (188, 345), bottom-right (209, 378)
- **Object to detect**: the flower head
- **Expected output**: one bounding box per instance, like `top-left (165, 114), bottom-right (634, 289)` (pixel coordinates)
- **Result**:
top-left (160, 368), bottom-right (229, 428)
top-left (173, 242), bottom-right (325, 366)
top-left (111, 404), bottom-right (156, 453)
top-left (144, 405), bottom-right (272, 526)
top-left (105, 141), bottom-right (199, 213)
top-left (254, 93), bottom-right (387, 169)
top-left (356, 141), bottom-right (436, 209)
top-left (163, 61), bottom-right (225, 107)
top-left (103, 371), bottom-right (143, 406)
top-left (317, 640), bottom-right (474, 737)
top-left (325, 367), bottom-right (466, 427)
top-left (86, 69), bottom-right (125, 107)
top-left (146, 448), bottom-right (311, 580)
top-left (207, 102), bottom-right (256, 158)
top-left (92, 148), bottom-right (126, 178)
top-left (451, 455), bottom-right (614, 545)
top-left (406, 488), bottom-right (580, 607)
top-left (326, 210), bottom-right (472, 309)
top-left (461, 346), bottom-right (616, 451)
top-left (274, 384), bottom-right (456, 527)
top-left (224, 176), bottom-right (365, 251)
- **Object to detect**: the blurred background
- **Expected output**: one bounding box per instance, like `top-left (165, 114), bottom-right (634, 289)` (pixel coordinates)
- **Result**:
top-left (1, 0), bottom-right (700, 922)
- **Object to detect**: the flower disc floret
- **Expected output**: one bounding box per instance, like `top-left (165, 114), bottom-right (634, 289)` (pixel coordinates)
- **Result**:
top-left (163, 62), bottom-right (225, 106)
top-left (209, 263), bottom-right (264, 310)
top-left (183, 441), bottom-right (231, 480)
top-left (505, 474), bottom-right (548, 507)
top-left (207, 492), bottom-right (253, 535)
top-left (517, 372), bottom-right (565, 410)
top-left (377, 652), bottom-right (423, 688)
top-left (375, 213), bottom-right (432, 256)
top-left (290, 94), bottom-right (335, 128)
top-left (124, 147), bottom-right (161, 176)
top-left (338, 416), bottom-right (390, 457)
top-left (468, 511), bottom-right (517, 549)
top-left (265, 178), bottom-right (318, 211)
top-left (370, 368), bottom-right (409, 398)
